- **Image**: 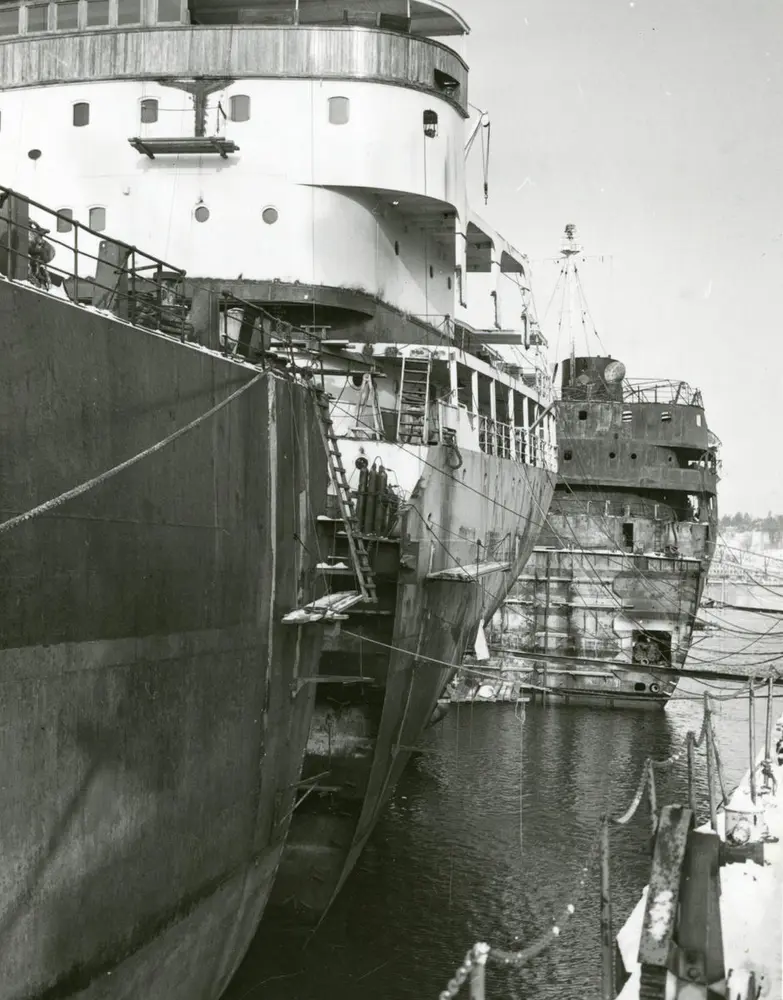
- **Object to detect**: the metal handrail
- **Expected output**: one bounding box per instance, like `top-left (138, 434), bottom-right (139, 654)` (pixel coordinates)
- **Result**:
top-left (477, 415), bottom-right (556, 471)
top-left (0, 184), bottom-right (306, 358)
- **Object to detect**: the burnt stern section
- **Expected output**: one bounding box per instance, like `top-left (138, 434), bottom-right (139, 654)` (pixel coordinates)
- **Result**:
top-left (489, 356), bottom-right (719, 707)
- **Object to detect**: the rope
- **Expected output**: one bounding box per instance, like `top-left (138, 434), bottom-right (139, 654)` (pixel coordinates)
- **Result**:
top-left (0, 374), bottom-right (264, 535)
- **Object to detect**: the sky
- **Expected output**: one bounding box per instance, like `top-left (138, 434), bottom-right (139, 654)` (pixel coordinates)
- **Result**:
top-left (458, 0), bottom-right (783, 515)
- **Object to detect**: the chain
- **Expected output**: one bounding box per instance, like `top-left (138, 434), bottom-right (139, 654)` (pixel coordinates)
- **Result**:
top-left (438, 943), bottom-right (490, 1000)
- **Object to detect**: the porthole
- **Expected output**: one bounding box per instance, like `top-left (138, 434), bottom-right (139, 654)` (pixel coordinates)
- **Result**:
top-left (262, 206), bottom-right (279, 225)
top-left (27, 149), bottom-right (41, 160)
top-left (194, 205), bottom-right (210, 223)
top-left (563, 449), bottom-right (572, 461)
top-left (630, 452), bottom-right (637, 460)
top-left (609, 451), bottom-right (616, 459)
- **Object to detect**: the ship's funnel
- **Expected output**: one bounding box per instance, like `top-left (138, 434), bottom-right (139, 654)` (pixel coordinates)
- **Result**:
top-left (561, 356), bottom-right (625, 402)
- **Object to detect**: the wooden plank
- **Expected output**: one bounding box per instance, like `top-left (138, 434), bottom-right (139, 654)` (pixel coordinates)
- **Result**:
top-left (0, 26), bottom-right (469, 113)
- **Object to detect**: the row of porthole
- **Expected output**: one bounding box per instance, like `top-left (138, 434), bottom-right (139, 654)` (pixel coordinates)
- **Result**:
top-left (51, 204), bottom-right (279, 232)
top-left (562, 450), bottom-right (638, 460)
top-left (7, 95), bottom-right (436, 131)
top-left (195, 204), bottom-right (278, 225)
top-left (579, 409), bottom-right (679, 423)
top-left (67, 96), bottom-right (252, 128)
top-left (55, 206), bottom-right (104, 232)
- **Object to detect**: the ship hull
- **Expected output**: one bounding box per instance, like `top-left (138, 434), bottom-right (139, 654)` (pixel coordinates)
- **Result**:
top-left (0, 279), bottom-right (327, 999)
top-left (268, 447), bottom-right (555, 919)
top-left (482, 514), bottom-right (714, 709)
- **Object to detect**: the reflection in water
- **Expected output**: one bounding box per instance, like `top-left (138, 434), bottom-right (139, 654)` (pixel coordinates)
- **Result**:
top-left (226, 610), bottom-right (780, 1000)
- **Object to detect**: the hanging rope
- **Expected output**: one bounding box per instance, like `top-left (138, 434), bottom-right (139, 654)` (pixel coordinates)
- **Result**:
top-left (0, 374), bottom-right (264, 535)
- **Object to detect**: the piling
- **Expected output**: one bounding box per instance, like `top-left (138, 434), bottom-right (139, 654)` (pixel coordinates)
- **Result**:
top-left (705, 697), bottom-right (718, 831)
top-left (765, 676), bottom-right (774, 762)
top-left (599, 816), bottom-right (614, 1000)
top-left (749, 680), bottom-right (757, 804)
top-left (469, 943), bottom-right (489, 1000)
top-left (687, 733), bottom-right (697, 813)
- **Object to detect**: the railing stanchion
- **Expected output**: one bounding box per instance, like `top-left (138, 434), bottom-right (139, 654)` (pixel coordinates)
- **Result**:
top-left (705, 695), bottom-right (718, 831)
top-left (749, 679), bottom-right (757, 804)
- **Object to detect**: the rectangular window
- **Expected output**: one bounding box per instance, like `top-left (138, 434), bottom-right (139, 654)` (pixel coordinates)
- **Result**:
top-left (89, 207), bottom-right (106, 231)
top-left (140, 98), bottom-right (158, 123)
top-left (0, 6), bottom-right (19, 35)
top-left (56, 1), bottom-right (79, 29)
top-left (73, 101), bottom-right (89, 126)
top-left (229, 94), bottom-right (250, 122)
top-left (117, 0), bottom-right (140, 24)
top-left (156, 0), bottom-right (180, 21)
top-left (623, 522), bottom-right (634, 549)
top-left (328, 96), bottom-right (349, 125)
top-left (56, 208), bottom-right (73, 233)
top-left (26, 4), bottom-right (49, 31)
top-left (86, 0), bottom-right (109, 25)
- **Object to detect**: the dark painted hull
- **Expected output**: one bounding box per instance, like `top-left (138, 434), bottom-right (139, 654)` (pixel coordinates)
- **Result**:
top-left (269, 448), bottom-right (556, 920)
top-left (0, 280), bottom-right (328, 999)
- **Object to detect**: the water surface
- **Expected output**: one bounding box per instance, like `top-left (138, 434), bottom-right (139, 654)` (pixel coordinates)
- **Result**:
top-left (225, 608), bottom-right (782, 1000)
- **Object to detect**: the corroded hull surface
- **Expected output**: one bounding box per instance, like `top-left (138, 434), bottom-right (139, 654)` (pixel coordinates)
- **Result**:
top-left (269, 448), bottom-right (555, 920)
top-left (0, 280), bottom-right (327, 999)
top-left (484, 507), bottom-right (715, 708)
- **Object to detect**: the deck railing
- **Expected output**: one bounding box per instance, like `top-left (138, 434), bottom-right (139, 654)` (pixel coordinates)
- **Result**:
top-left (478, 415), bottom-right (556, 471)
top-left (0, 184), bottom-right (302, 361)
top-left (622, 378), bottom-right (703, 407)
top-left (0, 184), bottom-right (191, 337)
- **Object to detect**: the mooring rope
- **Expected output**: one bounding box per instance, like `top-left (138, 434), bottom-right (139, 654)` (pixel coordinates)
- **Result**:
top-left (0, 374), bottom-right (264, 536)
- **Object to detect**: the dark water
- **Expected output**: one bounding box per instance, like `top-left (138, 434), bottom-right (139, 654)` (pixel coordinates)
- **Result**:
top-left (225, 609), bottom-right (782, 1000)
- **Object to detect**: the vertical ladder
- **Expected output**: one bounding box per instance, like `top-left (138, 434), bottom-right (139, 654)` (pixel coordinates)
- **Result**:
top-left (315, 392), bottom-right (378, 604)
top-left (396, 356), bottom-right (431, 444)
